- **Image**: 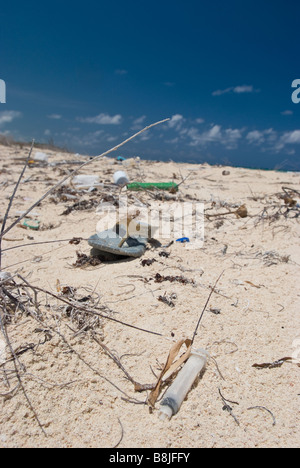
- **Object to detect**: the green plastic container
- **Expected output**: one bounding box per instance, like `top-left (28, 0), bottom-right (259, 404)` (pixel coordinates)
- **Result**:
top-left (127, 182), bottom-right (178, 192)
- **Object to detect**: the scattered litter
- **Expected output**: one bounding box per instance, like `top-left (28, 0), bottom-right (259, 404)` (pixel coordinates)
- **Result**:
top-left (0, 271), bottom-right (12, 283)
top-left (210, 307), bottom-right (221, 315)
top-left (72, 175), bottom-right (100, 190)
top-left (122, 157), bottom-right (140, 168)
top-left (153, 273), bottom-right (195, 285)
top-left (159, 348), bottom-right (209, 420)
top-left (117, 156), bottom-right (126, 162)
top-left (176, 237), bottom-right (190, 243)
top-left (21, 219), bottom-right (40, 230)
top-left (32, 151), bottom-right (49, 163)
top-left (49, 186), bottom-right (78, 203)
top-left (89, 217), bottom-right (149, 258)
top-left (61, 198), bottom-right (99, 216)
top-left (147, 338), bottom-right (192, 410)
top-left (158, 292), bottom-right (177, 307)
top-left (113, 171), bottom-right (129, 186)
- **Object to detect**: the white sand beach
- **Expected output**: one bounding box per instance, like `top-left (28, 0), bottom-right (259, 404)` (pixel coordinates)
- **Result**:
top-left (0, 142), bottom-right (299, 448)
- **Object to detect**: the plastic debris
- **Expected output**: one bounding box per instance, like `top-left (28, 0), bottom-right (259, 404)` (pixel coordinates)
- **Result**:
top-left (33, 151), bottom-right (49, 163)
top-left (122, 157), bottom-right (140, 168)
top-left (72, 175), bottom-right (100, 190)
top-left (127, 182), bottom-right (178, 192)
top-left (159, 348), bottom-right (209, 420)
top-left (113, 171), bottom-right (129, 186)
top-left (22, 219), bottom-right (40, 230)
top-left (176, 237), bottom-right (190, 243)
top-left (0, 271), bottom-right (12, 283)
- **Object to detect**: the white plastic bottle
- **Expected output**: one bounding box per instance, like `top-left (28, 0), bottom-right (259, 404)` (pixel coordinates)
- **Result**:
top-left (159, 348), bottom-right (209, 420)
top-left (113, 171), bottom-right (129, 186)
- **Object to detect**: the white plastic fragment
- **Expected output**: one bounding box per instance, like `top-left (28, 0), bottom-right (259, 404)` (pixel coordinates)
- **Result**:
top-left (33, 151), bottom-right (49, 163)
top-left (159, 348), bottom-right (209, 421)
top-left (72, 175), bottom-right (100, 189)
top-left (0, 271), bottom-right (12, 283)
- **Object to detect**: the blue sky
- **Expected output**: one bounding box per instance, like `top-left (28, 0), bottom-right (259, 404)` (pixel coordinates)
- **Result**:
top-left (1, 0), bottom-right (300, 170)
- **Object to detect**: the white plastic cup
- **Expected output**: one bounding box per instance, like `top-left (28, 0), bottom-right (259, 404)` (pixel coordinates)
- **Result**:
top-left (113, 171), bottom-right (129, 186)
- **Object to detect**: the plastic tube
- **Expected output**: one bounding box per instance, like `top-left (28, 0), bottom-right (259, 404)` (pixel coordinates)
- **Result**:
top-left (158, 348), bottom-right (209, 421)
top-left (126, 182), bottom-right (178, 192)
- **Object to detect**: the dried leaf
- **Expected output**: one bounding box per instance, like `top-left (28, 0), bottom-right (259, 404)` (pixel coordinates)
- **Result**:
top-left (147, 338), bottom-right (192, 408)
top-left (245, 280), bottom-right (261, 289)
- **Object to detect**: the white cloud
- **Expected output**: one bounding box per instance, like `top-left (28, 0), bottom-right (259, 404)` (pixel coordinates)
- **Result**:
top-left (207, 125), bottom-right (222, 141)
top-left (195, 118), bottom-right (205, 124)
top-left (106, 135), bottom-right (119, 142)
top-left (212, 85), bottom-right (259, 96)
top-left (47, 114), bottom-right (62, 119)
top-left (281, 110), bottom-right (293, 116)
top-left (246, 130), bottom-right (265, 145)
top-left (78, 113), bottom-right (122, 125)
top-left (233, 85), bottom-right (255, 94)
top-left (245, 127), bottom-right (300, 153)
top-left (131, 115), bottom-right (147, 130)
top-left (115, 69), bottom-right (128, 75)
top-left (166, 137), bottom-right (179, 144)
top-left (168, 114), bottom-right (184, 130)
top-left (212, 87), bottom-right (233, 96)
top-left (274, 130), bottom-right (300, 151)
top-left (280, 130), bottom-right (300, 145)
top-left (0, 110), bottom-right (22, 126)
top-left (58, 129), bottom-right (105, 148)
top-left (187, 124), bottom-right (243, 149)
top-left (224, 128), bottom-right (243, 149)
top-left (246, 128), bottom-right (277, 147)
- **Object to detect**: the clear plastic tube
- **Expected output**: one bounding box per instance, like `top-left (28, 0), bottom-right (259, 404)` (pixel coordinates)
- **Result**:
top-left (159, 348), bottom-right (209, 421)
